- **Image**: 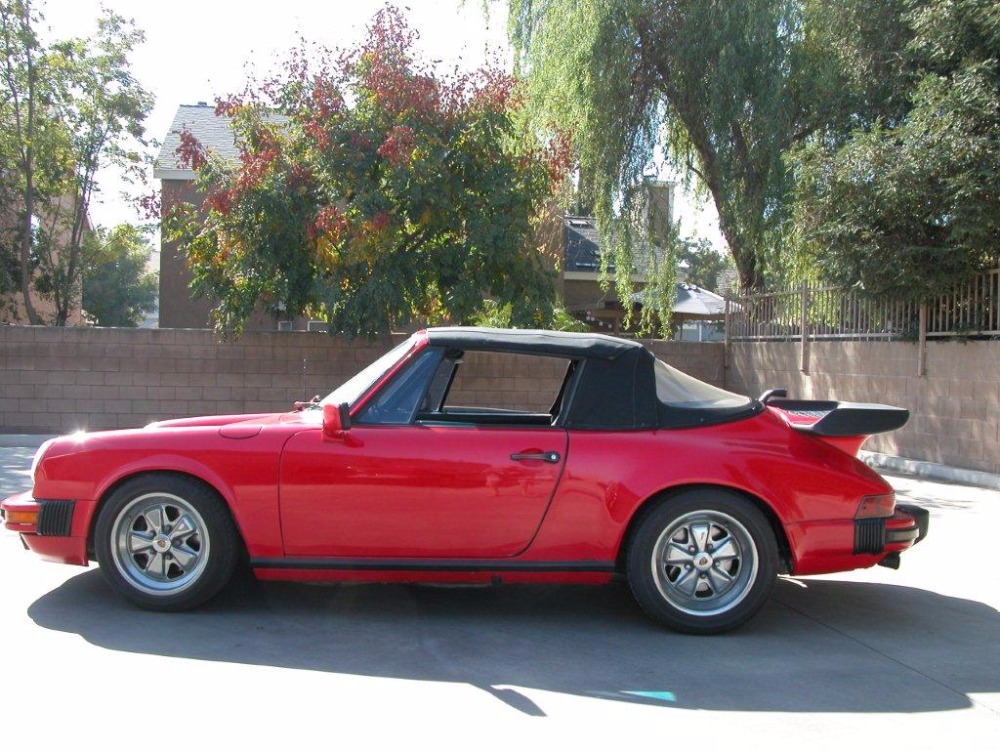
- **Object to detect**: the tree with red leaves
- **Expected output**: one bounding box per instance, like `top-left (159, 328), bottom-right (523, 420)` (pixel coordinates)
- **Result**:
top-left (167, 6), bottom-right (570, 337)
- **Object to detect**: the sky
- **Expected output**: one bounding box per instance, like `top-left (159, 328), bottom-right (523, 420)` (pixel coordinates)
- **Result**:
top-left (37, 0), bottom-right (722, 249)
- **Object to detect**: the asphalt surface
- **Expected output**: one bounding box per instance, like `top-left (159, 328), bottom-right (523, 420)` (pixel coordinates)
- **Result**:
top-left (1, 443), bottom-right (998, 747)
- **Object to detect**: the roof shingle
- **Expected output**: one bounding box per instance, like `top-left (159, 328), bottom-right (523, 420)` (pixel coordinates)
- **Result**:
top-left (153, 104), bottom-right (238, 179)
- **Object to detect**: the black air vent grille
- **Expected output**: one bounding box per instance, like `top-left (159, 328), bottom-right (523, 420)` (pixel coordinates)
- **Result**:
top-left (37, 501), bottom-right (75, 536)
top-left (854, 518), bottom-right (885, 555)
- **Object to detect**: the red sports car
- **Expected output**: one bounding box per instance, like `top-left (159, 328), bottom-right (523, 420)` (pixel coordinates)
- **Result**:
top-left (2, 327), bottom-right (927, 633)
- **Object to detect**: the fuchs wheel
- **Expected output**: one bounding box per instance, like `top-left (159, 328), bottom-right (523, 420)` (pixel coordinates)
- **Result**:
top-left (94, 475), bottom-right (240, 611)
top-left (627, 490), bottom-right (778, 634)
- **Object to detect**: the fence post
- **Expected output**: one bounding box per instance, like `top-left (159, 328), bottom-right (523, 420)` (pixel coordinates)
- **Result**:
top-left (799, 281), bottom-right (810, 374)
top-left (917, 302), bottom-right (927, 377)
top-left (723, 297), bottom-right (731, 377)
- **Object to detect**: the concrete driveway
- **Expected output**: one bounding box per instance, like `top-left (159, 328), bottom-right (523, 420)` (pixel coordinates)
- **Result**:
top-left (1, 444), bottom-right (997, 746)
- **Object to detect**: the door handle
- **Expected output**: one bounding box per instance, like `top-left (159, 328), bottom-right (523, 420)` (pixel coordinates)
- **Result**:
top-left (510, 451), bottom-right (560, 463)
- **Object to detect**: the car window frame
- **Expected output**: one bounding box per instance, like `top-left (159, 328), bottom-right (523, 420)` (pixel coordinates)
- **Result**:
top-left (321, 338), bottom-right (419, 410)
top-left (354, 347), bottom-right (445, 426)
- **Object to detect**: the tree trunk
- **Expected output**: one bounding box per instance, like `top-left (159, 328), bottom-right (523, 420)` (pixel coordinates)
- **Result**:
top-left (19, 182), bottom-right (40, 325)
top-left (701, 171), bottom-right (763, 292)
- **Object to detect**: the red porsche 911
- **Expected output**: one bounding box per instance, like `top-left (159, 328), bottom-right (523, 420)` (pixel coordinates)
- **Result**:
top-left (2, 327), bottom-right (927, 633)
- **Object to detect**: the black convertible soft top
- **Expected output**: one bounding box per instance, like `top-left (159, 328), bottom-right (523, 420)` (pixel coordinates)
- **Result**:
top-left (425, 327), bottom-right (642, 361)
top-left (424, 327), bottom-right (658, 429)
top-left (421, 327), bottom-right (760, 431)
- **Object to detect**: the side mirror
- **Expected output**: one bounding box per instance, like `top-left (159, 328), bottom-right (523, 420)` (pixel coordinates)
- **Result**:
top-left (322, 402), bottom-right (352, 440)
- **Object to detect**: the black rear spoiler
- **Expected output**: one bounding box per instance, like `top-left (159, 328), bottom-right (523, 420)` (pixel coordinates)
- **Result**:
top-left (766, 398), bottom-right (910, 437)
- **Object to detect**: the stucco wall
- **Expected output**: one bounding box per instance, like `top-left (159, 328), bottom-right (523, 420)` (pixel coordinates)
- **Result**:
top-left (0, 327), bottom-right (725, 434)
top-left (727, 340), bottom-right (1000, 474)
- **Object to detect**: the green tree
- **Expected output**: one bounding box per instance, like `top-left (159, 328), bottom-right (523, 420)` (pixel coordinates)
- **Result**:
top-left (0, 0), bottom-right (58, 323)
top-left (471, 298), bottom-right (589, 331)
top-left (169, 8), bottom-right (568, 338)
top-left (0, 0), bottom-right (153, 324)
top-left (507, 0), bottom-right (915, 294)
top-left (790, 0), bottom-right (1000, 300)
top-left (678, 237), bottom-right (735, 292)
top-left (82, 224), bottom-right (157, 326)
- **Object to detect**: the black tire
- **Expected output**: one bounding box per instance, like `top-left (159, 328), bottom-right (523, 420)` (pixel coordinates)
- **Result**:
top-left (94, 474), bottom-right (240, 611)
top-left (627, 489), bottom-right (778, 634)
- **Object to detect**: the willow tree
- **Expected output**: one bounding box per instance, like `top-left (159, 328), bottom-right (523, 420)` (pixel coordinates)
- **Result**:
top-left (507, 0), bottom-right (908, 292)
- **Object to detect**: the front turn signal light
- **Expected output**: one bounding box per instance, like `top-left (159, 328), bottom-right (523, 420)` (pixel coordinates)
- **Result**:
top-left (4, 508), bottom-right (39, 526)
top-left (855, 493), bottom-right (896, 519)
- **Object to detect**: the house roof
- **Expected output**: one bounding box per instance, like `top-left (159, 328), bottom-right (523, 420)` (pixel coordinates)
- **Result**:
top-left (632, 282), bottom-right (732, 319)
top-left (153, 103), bottom-right (239, 180)
top-left (563, 215), bottom-right (667, 278)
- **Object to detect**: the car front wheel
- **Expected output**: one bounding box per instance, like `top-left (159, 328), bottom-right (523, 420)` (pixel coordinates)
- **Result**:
top-left (627, 490), bottom-right (778, 634)
top-left (94, 475), bottom-right (240, 611)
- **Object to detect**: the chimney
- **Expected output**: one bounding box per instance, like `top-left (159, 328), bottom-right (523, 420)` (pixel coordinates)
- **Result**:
top-left (645, 180), bottom-right (674, 249)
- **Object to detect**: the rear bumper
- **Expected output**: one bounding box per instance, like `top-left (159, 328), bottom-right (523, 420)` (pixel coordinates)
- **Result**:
top-left (789, 502), bottom-right (929, 576)
top-left (872, 504), bottom-right (929, 570)
top-left (887, 503), bottom-right (929, 547)
top-left (854, 503), bottom-right (929, 555)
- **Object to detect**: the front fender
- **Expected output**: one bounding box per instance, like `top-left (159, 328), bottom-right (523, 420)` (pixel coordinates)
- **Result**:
top-left (33, 428), bottom-right (289, 558)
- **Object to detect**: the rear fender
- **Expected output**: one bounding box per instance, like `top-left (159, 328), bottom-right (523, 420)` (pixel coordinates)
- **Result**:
top-left (615, 484), bottom-right (795, 575)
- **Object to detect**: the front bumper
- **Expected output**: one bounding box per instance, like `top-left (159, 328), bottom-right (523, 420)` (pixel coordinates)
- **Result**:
top-left (1, 491), bottom-right (89, 566)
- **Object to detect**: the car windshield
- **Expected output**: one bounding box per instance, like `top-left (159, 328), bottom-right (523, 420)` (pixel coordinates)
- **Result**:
top-left (321, 338), bottom-right (417, 408)
top-left (654, 358), bottom-right (752, 409)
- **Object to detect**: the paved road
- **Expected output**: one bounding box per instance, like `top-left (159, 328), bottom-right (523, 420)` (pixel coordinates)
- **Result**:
top-left (1, 445), bottom-right (998, 747)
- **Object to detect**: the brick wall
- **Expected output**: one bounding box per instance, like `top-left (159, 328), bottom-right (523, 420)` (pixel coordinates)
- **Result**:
top-left (9, 327), bottom-right (993, 475)
top-left (0, 327), bottom-right (404, 432)
top-left (727, 341), bottom-right (1000, 474)
top-left (9, 327), bottom-right (995, 474)
top-left (0, 327), bottom-right (725, 433)
top-left (446, 351), bottom-right (570, 412)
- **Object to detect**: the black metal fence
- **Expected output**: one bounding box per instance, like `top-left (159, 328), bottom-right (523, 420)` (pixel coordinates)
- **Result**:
top-left (727, 269), bottom-right (1000, 343)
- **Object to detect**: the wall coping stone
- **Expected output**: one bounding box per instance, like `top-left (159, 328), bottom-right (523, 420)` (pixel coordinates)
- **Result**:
top-left (860, 450), bottom-right (1000, 491)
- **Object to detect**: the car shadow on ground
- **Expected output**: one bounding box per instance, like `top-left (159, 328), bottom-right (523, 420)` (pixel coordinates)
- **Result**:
top-left (27, 570), bottom-right (1000, 715)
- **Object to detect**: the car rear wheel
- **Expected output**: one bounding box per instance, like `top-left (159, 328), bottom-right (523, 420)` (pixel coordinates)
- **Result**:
top-left (627, 490), bottom-right (777, 634)
top-left (94, 475), bottom-right (240, 611)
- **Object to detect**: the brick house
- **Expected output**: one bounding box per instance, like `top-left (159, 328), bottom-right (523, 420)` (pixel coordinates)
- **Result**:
top-left (154, 103), bottom-right (237, 330)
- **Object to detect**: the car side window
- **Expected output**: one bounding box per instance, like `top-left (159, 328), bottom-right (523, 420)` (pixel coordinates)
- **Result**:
top-left (355, 348), bottom-right (443, 425)
top-left (416, 350), bottom-right (574, 427)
